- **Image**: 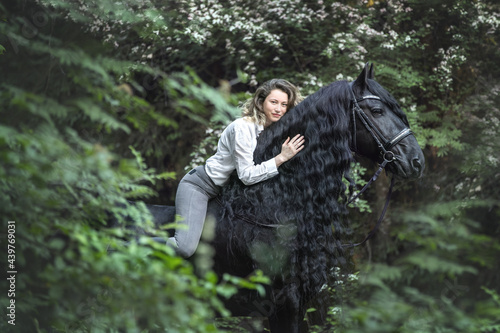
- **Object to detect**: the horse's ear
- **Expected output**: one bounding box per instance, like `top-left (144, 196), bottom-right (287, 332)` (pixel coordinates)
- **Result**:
top-left (353, 62), bottom-right (371, 90)
top-left (368, 63), bottom-right (374, 79)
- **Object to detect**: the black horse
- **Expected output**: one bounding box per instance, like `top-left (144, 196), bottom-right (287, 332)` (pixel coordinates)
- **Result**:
top-left (143, 63), bottom-right (424, 332)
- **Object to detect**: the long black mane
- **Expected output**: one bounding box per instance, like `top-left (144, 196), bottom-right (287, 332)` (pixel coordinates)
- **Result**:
top-left (218, 80), bottom-right (356, 302)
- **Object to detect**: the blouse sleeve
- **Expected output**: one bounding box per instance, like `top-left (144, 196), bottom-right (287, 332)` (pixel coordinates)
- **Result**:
top-left (232, 122), bottom-right (279, 185)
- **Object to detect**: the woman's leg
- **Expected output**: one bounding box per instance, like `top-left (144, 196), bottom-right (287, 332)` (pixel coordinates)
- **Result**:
top-left (170, 165), bottom-right (219, 258)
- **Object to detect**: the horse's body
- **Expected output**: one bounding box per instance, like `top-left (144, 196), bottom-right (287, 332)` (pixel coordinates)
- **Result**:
top-left (145, 64), bottom-right (424, 332)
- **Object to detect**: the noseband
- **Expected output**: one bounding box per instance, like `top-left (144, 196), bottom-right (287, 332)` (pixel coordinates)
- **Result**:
top-left (346, 84), bottom-right (414, 248)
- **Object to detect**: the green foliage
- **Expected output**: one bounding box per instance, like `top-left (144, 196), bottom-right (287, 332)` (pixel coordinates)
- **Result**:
top-left (345, 162), bottom-right (372, 214)
top-left (309, 198), bottom-right (499, 333)
top-left (0, 112), bottom-right (234, 331)
top-left (0, 1), bottom-right (254, 332)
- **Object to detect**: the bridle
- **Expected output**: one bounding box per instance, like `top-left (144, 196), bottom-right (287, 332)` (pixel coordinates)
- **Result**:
top-left (345, 83), bottom-right (414, 247)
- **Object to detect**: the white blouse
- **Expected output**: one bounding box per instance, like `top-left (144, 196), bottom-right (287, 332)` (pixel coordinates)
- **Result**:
top-left (205, 117), bottom-right (279, 186)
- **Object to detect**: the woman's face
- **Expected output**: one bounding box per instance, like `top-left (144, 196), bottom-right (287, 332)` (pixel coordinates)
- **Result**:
top-left (262, 89), bottom-right (289, 127)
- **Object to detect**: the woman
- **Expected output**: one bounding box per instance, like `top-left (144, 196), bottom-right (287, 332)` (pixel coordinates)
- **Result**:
top-left (170, 79), bottom-right (304, 258)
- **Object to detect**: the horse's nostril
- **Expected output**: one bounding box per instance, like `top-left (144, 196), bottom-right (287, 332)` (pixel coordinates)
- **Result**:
top-left (412, 158), bottom-right (422, 171)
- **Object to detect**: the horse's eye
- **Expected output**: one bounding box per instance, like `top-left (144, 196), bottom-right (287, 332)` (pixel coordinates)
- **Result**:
top-left (371, 108), bottom-right (383, 117)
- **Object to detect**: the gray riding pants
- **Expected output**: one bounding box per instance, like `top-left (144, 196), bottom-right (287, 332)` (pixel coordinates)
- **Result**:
top-left (170, 165), bottom-right (220, 258)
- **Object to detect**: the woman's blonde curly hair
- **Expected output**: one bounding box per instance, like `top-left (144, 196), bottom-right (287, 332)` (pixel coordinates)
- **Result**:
top-left (241, 79), bottom-right (302, 125)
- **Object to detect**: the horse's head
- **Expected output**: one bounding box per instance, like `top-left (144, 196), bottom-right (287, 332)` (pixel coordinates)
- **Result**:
top-left (350, 63), bottom-right (425, 179)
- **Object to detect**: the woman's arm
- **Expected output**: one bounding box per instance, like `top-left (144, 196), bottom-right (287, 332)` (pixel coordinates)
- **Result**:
top-left (232, 123), bottom-right (304, 185)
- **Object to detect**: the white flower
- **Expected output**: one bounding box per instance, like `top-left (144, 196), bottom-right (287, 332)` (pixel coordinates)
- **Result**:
top-left (382, 43), bottom-right (395, 50)
top-left (347, 273), bottom-right (358, 281)
top-left (487, 155), bottom-right (498, 166)
top-left (331, 307), bottom-right (342, 315)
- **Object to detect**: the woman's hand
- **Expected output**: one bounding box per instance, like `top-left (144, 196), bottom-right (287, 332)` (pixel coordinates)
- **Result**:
top-left (275, 134), bottom-right (305, 167)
